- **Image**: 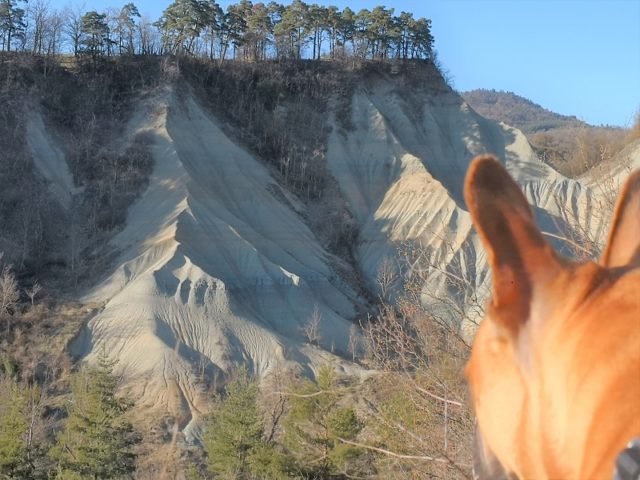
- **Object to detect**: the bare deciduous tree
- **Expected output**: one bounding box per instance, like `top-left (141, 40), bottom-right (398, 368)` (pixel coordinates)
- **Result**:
top-left (45, 9), bottom-right (65, 56)
top-left (348, 323), bottom-right (359, 362)
top-left (376, 256), bottom-right (398, 302)
top-left (26, 280), bottom-right (41, 307)
top-left (64, 3), bottom-right (86, 57)
top-left (0, 263), bottom-right (20, 332)
top-left (303, 304), bottom-right (322, 346)
top-left (261, 363), bottom-right (291, 444)
top-left (356, 242), bottom-right (475, 478)
top-left (26, 0), bottom-right (48, 55)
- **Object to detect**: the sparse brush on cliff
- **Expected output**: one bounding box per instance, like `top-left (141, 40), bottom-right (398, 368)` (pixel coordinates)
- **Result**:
top-left (181, 58), bottom-right (356, 200)
top-left (0, 54), bottom-right (163, 286)
top-left (354, 249), bottom-right (474, 479)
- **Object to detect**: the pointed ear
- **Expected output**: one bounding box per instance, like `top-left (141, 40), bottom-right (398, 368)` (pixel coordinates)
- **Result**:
top-left (600, 170), bottom-right (640, 268)
top-left (464, 155), bottom-right (559, 336)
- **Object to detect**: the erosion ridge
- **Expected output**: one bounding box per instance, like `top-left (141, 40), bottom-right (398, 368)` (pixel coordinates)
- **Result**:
top-left (68, 89), bottom-right (365, 434)
top-left (326, 76), bottom-right (621, 332)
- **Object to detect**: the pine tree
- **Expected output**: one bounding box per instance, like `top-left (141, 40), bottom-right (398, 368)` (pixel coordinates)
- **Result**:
top-left (79, 11), bottom-right (110, 59)
top-left (0, 375), bottom-right (29, 477)
top-left (116, 3), bottom-right (141, 54)
top-left (0, 0), bottom-right (26, 51)
top-left (0, 367), bottom-right (49, 480)
top-left (156, 0), bottom-right (217, 55)
top-left (203, 369), bottom-right (288, 479)
top-left (284, 364), bottom-right (364, 478)
top-left (50, 352), bottom-right (139, 479)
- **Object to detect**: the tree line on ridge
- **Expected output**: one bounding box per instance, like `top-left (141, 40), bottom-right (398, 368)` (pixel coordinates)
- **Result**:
top-left (0, 0), bottom-right (435, 62)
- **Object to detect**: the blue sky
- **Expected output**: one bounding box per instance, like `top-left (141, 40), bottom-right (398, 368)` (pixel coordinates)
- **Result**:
top-left (50, 0), bottom-right (639, 127)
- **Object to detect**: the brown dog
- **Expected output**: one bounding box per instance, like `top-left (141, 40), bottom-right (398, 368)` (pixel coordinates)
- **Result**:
top-left (464, 155), bottom-right (640, 479)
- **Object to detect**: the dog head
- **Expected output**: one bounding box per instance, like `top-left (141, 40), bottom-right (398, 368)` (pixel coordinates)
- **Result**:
top-left (464, 155), bottom-right (640, 479)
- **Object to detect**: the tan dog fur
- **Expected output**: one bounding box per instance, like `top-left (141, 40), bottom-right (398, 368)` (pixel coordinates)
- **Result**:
top-left (464, 155), bottom-right (640, 479)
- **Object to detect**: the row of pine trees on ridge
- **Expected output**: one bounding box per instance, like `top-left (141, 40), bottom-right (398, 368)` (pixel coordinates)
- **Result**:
top-left (0, 0), bottom-right (435, 62)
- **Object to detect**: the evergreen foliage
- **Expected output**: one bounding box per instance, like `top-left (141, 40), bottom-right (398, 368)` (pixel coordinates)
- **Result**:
top-left (284, 364), bottom-right (365, 478)
top-left (0, 0), bottom-right (26, 51)
top-left (0, 375), bottom-right (30, 477)
top-left (0, 364), bottom-right (49, 480)
top-left (79, 11), bottom-right (111, 59)
top-left (155, 0), bottom-right (434, 60)
top-left (50, 352), bottom-right (139, 479)
top-left (116, 3), bottom-right (141, 54)
top-left (0, 0), bottom-right (436, 63)
top-left (203, 369), bottom-right (288, 479)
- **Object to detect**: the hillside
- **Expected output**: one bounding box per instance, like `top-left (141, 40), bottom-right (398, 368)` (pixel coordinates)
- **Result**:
top-left (462, 89), bottom-right (587, 133)
top-left (1, 55), bottom-right (639, 477)
top-left (462, 89), bottom-right (629, 176)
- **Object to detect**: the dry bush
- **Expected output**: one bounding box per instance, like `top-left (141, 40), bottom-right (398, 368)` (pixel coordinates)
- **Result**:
top-left (531, 126), bottom-right (627, 177)
top-left (0, 84), bottom-right (65, 273)
top-left (353, 243), bottom-right (475, 479)
top-left (303, 305), bottom-right (323, 346)
top-left (83, 133), bottom-right (153, 231)
top-left (628, 108), bottom-right (640, 144)
top-left (0, 263), bottom-right (20, 333)
top-left (0, 55), bottom-right (160, 285)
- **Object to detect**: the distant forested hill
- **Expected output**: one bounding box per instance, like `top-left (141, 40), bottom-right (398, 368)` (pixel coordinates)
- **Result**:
top-left (462, 89), bottom-right (631, 176)
top-left (462, 89), bottom-right (586, 133)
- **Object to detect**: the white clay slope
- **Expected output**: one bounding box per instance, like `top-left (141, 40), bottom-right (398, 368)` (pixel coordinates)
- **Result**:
top-left (327, 80), bottom-right (615, 331)
top-left (72, 91), bottom-right (361, 433)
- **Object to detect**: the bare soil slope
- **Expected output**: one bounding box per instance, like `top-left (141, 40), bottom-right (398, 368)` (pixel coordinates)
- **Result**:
top-left (329, 75), bottom-right (631, 332)
top-left (70, 89), bottom-right (363, 434)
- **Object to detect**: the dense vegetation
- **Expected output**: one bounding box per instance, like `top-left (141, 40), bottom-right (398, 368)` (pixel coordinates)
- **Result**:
top-left (0, 0), bottom-right (434, 62)
top-left (0, 329), bottom-right (140, 479)
top-left (0, 54), bottom-right (161, 281)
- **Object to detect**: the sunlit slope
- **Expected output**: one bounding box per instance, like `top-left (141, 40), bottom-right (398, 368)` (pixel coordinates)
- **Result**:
top-left (327, 80), bottom-right (613, 328)
top-left (72, 91), bottom-right (361, 431)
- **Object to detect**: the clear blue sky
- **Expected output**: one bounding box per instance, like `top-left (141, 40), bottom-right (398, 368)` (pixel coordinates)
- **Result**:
top-left (53, 0), bottom-right (640, 127)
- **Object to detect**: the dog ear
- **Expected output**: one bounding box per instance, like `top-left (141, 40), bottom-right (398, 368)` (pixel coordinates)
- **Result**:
top-left (600, 170), bottom-right (640, 268)
top-left (464, 155), bottom-right (559, 337)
